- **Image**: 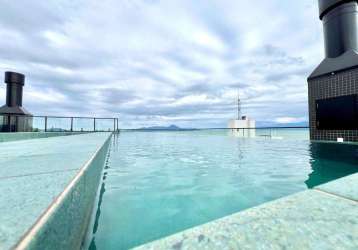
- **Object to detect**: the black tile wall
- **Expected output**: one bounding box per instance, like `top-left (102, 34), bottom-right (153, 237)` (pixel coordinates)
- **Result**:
top-left (308, 68), bottom-right (358, 142)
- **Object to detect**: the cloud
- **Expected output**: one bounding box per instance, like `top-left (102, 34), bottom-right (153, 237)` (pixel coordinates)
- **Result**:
top-left (0, 0), bottom-right (322, 128)
top-left (275, 117), bottom-right (307, 124)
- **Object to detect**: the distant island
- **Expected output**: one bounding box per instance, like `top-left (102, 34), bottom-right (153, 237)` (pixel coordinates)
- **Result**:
top-left (135, 125), bottom-right (197, 131)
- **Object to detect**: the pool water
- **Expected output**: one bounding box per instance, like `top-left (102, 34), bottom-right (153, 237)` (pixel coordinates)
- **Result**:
top-left (88, 129), bottom-right (358, 250)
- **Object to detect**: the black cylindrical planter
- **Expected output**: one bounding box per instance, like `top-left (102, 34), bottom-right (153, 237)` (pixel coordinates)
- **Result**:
top-left (319, 0), bottom-right (358, 58)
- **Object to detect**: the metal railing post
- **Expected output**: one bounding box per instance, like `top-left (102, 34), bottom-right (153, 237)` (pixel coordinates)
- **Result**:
top-left (2, 115), bottom-right (121, 133)
top-left (15, 116), bottom-right (18, 132)
top-left (6, 115), bottom-right (9, 132)
top-left (45, 116), bottom-right (48, 132)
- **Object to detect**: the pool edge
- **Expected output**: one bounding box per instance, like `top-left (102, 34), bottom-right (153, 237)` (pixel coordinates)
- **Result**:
top-left (133, 172), bottom-right (358, 249)
top-left (0, 132), bottom-right (88, 143)
top-left (14, 132), bottom-right (113, 250)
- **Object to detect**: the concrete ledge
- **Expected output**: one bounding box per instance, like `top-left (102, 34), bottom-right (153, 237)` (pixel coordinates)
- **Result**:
top-left (134, 173), bottom-right (358, 250)
top-left (316, 173), bottom-right (358, 201)
top-left (0, 133), bottom-right (112, 249)
top-left (0, 132), bottom-right (86, 143)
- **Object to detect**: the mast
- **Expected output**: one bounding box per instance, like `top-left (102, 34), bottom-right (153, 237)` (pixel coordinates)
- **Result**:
top-left (237, 90), bottom-right (241, 120)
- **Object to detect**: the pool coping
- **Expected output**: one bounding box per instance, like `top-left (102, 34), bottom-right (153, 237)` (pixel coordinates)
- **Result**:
top-left (0, 132), bottom-right (88, 143)
top-left (12, 132), bottom-right (113, 250)
top-left (133, 172), bottom-right (358, 249)
top-left (311, 139), bottom-right (358, 145)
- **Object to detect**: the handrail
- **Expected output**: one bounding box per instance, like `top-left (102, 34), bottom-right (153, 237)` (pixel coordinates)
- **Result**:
top-left (204, 127), bottom-right (309, 130)
top-left (122, 127), bottom-right (309, 131)
top-left (0, 114), bottom-right (119, 133)
top-left (0, 114), bottom-right (118, 120)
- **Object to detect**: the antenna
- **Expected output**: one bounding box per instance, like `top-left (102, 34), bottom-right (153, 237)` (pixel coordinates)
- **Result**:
top-left (237, 89), bottom-right (241, 120)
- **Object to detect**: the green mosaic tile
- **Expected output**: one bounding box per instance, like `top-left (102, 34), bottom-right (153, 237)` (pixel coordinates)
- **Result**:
top-left (0, 170), bottom-right (77, 249)
top-left (25, 137), bottom-right (110, 250)
top-left (0, 132), bottom-right (111, 249)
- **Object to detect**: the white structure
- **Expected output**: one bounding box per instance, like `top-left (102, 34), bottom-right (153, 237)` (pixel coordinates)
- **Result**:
top-left (228, 116), bottom-right (256, 129)
top-left (228, 117), bottom-right (256, 137)
top-left (228, 91), bottom-right (256, 137)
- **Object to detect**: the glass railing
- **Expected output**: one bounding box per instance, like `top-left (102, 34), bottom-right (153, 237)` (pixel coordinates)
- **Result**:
top-left (0, 115), bottom-right (119, 133)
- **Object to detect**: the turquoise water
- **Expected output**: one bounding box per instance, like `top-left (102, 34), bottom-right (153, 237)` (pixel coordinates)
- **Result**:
top-left (88, 129), bottom-right (358, 249)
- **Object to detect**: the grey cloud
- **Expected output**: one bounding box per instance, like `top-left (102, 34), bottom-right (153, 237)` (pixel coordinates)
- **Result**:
top-left (0, 1), bottom-right (65, 32)
top-left (162, 50), bottom-right (212, 75)
top-left (264, 66), bottom-right (312, 82)
top-left (0, 0), bottom-right (317, 128)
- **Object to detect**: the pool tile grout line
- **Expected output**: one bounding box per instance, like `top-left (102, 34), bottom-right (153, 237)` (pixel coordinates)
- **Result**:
top-left (314, 187), bottom-right (358, 203)
top-left (14, 133), bottom-right (113, 250)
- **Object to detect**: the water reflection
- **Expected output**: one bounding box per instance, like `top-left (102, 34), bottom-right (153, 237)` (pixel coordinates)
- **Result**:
top-left (306, 142), bottom-right (358, 188)
top-left (228, 128), bottom-right (256, 138)
top-left (89, 182), bottom-right (106, 250)
top-left (87, 132), bottom-right (358, 250)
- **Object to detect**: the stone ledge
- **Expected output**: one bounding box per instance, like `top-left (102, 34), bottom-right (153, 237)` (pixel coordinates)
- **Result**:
top-left (0, 132), bottom-right (112, 249)
top-left (134, 174), bottom-right (358, 250)
top-left (0, 132), bottom-right (86, 143)
top-left (315, 173), bottom-right (358, 201)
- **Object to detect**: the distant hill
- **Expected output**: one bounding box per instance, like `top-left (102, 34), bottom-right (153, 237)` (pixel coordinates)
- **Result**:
top-left (136, 125), bottom-right (197, 131)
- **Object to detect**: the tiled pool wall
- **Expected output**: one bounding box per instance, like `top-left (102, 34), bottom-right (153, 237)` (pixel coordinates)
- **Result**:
top-left (0, 132), bottom-right (86, 143)
top-left (14, 133), bottom-right (112, 250)
top-left (308, 67), bottom-right (358, 142)
top-left (134, 173), bottom-right (358, 250)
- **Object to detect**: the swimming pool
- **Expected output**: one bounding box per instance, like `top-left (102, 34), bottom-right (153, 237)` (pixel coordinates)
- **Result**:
top-left (87, 129), bottom-right (358, 249)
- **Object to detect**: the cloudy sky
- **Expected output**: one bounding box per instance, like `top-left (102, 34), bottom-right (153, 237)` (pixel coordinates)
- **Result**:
top-left (0, 0), bottom-right (323, 128)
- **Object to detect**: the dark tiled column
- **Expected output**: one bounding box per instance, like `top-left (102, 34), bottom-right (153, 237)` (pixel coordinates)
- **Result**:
top-left (308, 68), bottom-right (358, 142)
